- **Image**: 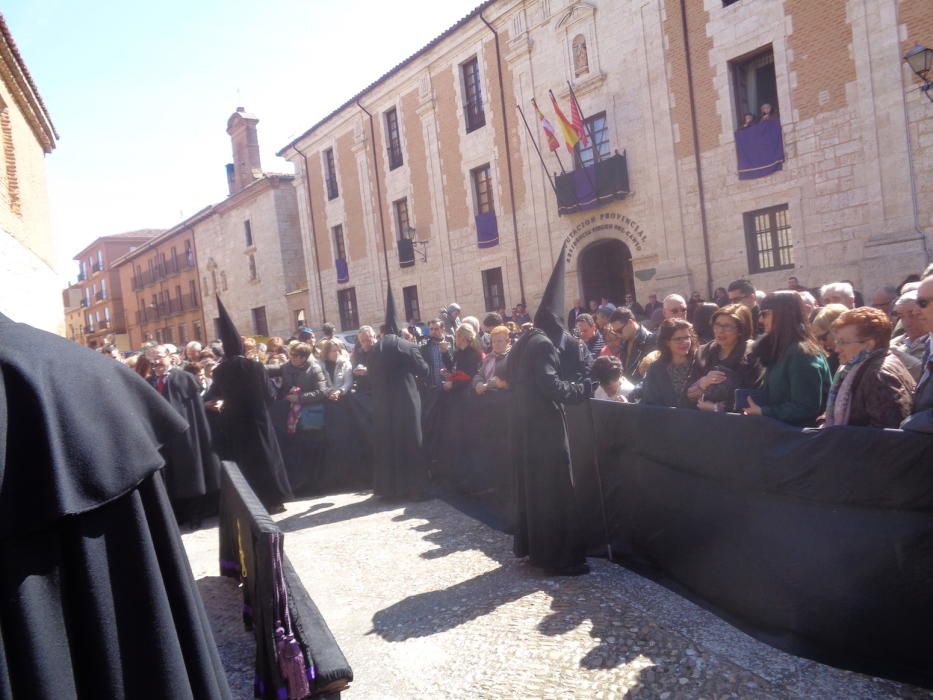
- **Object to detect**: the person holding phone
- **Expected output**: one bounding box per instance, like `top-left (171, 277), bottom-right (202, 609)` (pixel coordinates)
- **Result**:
top-left (741, 291), bottom-right (831, 426)
top-left (687, 304), bottom-right (763, 412)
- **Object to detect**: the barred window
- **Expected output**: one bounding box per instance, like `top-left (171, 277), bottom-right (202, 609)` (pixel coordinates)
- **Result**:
top-left (385, 108), bottom-right (403, 170)
top-left (462, 57), bottom-right (485, 132)
top-left (743, 204), bottom-right (793, 273)
top-left (394, 198), bottom-right (410, 240)
top-left (333, 224), bottom-right (347, 259)
top-left (324, 148), bottom-right (339, 200)
top-left (337, 288), bottom-right (359, 330)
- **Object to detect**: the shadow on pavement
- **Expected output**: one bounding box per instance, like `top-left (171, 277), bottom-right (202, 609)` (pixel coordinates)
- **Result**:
top-left (196, 576), bottom-right (255, 699)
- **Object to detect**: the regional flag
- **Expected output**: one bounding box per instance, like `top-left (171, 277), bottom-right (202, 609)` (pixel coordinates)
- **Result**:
top-left (570, 92), bottom-right (588, 147)
top-left (532, 99), bottom-right (560, 152)
top-left (550, 93), bottom-right (580, 153)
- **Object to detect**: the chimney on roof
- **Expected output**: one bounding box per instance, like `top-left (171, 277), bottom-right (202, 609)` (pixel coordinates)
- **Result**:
top-left (226, 107), bottom-right (262, 195)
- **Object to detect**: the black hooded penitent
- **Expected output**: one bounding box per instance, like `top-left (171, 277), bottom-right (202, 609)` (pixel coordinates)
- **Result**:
top-left (204, 296), bottom-right (291, 509)
top-left (367, 285), bottom-right (430, 498)
top-left (0, 313), bottom-right (231, 699)
top-left (507, 243), bottom-right (589, 572)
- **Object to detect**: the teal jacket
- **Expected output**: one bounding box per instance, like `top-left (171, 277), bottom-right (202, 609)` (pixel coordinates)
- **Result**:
top-left (754, 343), bottom-right (831, 426)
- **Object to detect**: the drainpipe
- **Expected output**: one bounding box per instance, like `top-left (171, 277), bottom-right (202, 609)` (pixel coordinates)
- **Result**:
top-left (292, 144), bottom-right (328, 323)
top-left (357, 100), bottom-right (393, 287)
top-left (679, 0), bottom-right (714, 298)
top-left (481, 11), bottom-right (527, 303)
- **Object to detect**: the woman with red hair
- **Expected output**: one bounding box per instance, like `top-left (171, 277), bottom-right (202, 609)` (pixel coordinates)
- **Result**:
top-left (824, 307), bottom-right (915, 428)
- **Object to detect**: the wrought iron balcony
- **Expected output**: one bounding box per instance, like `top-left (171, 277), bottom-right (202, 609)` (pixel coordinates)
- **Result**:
top-left (555, 151), bottom-right (630, 216)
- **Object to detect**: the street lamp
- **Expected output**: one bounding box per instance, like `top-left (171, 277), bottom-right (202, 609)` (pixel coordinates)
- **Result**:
top-left (401, 225), bottom-right (429, 263)
top-left (903, 44), bottom-right (933, 102)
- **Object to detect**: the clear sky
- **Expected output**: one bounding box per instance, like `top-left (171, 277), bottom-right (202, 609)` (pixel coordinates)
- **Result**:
top-left (4, 0), bottom-right (481, 277)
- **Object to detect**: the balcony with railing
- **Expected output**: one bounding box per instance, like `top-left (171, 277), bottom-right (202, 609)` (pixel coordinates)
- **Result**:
top-left (555, 151), bottom-right (630, 216)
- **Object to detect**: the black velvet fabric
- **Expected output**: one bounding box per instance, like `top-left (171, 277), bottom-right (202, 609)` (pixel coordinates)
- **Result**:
top-left (219, 462), bottom-right (352, 698)
top-left (0, 313), bottom-right (231, 699)
top-left (591, 401), bottom-right (933, 689)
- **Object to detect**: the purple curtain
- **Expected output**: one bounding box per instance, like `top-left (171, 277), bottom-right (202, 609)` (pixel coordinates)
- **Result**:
top-left (735, 118), bottom-right (785, 180)
top-left (335, 258), bottom-right (349, 284)
top-left (476, 211), bottom-right (499, 249)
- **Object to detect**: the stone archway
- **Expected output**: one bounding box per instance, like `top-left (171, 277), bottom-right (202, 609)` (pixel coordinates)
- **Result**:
top-left (578, 238), bottom-right (634, 307)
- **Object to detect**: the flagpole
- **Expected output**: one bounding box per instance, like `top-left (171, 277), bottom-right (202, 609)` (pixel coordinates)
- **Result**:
top-left (550, 88), bottom-right (597, 194)
top-left (567, 81), bottom-right (601, 165)
top-left (516, 104), bottom-right (560, 196)
top-left (531, 98), bottom-right (568, 175)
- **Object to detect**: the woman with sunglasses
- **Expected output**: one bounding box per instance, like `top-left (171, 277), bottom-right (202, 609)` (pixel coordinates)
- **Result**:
top-left (742, 291), bottom-right (831, 426)
top-left (641, 319), bottom-right (698, 409)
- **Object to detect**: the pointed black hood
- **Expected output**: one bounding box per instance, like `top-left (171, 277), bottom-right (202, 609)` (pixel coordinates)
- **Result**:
top-left (384, 284), bottom-right (401, 336)
top-left (533, 242), bottom-right (568, 343)
top-left (216, 295), bottom-right (245, 357)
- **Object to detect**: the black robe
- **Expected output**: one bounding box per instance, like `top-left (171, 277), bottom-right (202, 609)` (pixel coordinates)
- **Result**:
top-left (205, 357), bottom-right (292, 509)
top-left (507, 329), bottom-right (588, 571)
top-left (368, 334), bottom-right (430, 499)
top-left (0, 313), bottom-right (231, 699)
top-left (155, 368), bottom-right (222, 503)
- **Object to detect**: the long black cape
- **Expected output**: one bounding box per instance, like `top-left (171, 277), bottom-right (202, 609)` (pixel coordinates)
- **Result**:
top-left (205, 357), bottom-right (292, 508)
top-left (368, 334), bottom-right (429, 498)
top-left (158, 368), bottom-right (222, 502)
top-left (507, 329), bottom-right (588, 570)
top-left (0, 313), bottom-right (231, 699)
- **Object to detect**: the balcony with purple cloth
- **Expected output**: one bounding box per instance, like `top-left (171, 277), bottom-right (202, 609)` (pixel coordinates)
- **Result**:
top-left (735, 118), bottom-right (785, 180)
top-left (335, 257), bottom-right (349, 284)
top-left (475, 211), bottom-right (499, 249)
top-left (555, 152), bottom-right (630, 216)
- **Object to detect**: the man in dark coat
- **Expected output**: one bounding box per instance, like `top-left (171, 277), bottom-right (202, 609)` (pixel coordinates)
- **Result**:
top-left (204, 296), bottom-right (292, 511)
top-left (147, 344), bottom-right (221, 526)
top-left (507, 244), bottom-right (590, 575)
top-left (368, 286), bottom-right (430, 499)
top-left (0, 312), bottom-right (232, 699)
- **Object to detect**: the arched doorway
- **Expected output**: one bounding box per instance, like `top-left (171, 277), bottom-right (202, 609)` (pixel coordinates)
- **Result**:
top-left (579, 239), bottom-right (634, 307)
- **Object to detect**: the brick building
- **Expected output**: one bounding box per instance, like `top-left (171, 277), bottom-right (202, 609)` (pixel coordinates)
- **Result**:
top-left (112, 217), bottom-right (206, 349)
top-left (278, 0), bottom-right (933, 330)
top-left (72, 230), bottom-right (163, 348)
top-left (0, 13), bottom-right (61, 332)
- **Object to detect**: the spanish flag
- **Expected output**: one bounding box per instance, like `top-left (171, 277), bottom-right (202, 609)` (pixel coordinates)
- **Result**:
top-left (532, 99), bottom-right (560, 152)
top-left (550, 93), bottom-right (579, 153)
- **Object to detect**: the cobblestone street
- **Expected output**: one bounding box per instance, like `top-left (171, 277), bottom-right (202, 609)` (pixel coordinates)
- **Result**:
top-left (183, 492), bottom-right (931, 699)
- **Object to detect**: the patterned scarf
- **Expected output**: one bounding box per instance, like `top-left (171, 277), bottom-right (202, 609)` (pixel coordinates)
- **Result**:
top-left (824, 348), bottom-right (885, 427)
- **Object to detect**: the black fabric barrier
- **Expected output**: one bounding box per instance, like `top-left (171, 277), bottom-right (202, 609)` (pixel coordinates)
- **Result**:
top-left (219, 461), bottom-right (352, 698)
top-left (590, 401), bottom-right (933, 689)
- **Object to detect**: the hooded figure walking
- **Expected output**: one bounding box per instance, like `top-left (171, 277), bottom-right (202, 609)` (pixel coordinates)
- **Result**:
top-left (368, 285), bottom-right (430, 499)
top-left (204, 297), bottom-right (292, 511)
top-left (506, 243), bottom-right (591, 575)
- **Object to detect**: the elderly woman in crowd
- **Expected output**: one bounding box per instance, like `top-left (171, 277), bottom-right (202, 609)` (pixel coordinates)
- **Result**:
top-left (474, 325), bottom-right (510, 395)
top-left (687, 303), bottom-right (763, 412)
top-left (890, 290), bottom-right (928, 381)
top-left (642, 319), bottom-right (698, 409)
top-left (743, 291), bottom-right (831, 426)
top-left (823, 307), bottom-right (915, 428)
top-left (811, 304), bottom-right (848, 375)
top-left (443, 323), bottom-right (483, 392)
top-left (267, 341), bottom-right (328, 492)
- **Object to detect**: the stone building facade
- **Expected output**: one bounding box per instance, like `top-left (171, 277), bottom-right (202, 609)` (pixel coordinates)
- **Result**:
top-left (194, 109), bottom-right (309, 340)
top-left (62, 284), bottom-right (84, 344)
top-left (278, 0), bottom-right (933, 330)
top-left (72, 230), bottom-right (163, 349)
top-left (112, 217), bottom-right (206, 349)
top-left (0, 13), bottom-right (60, 332)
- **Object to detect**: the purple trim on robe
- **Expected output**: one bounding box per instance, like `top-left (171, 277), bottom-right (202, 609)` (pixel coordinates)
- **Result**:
top-left (335, 257), bottom-right (349, 284)
top-left (735, 118), bottom-right (785, 180)
top-left (476, 211), bottom-right (499, 248)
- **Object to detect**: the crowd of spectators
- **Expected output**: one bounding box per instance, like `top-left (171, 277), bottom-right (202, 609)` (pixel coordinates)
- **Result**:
top-left (95, 262), bottom-right (933, 497)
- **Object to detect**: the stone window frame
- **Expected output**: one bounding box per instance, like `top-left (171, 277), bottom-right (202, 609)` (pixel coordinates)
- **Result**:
top-left (384, 107), bottom-right (404, 170)
top-left (332, 223), bottom-right (347, 260)
top-left (323, 147), bottom-right (339, 200)
top-left (460, 55), bottom-right (486, 133)
top-left (337, 287), bottom-right (360, 331)
top-left (729, 45), bottom-right (780, 129)
top-left (481, 266), bottom-right (506, 312)
top-left (470, 163), bottom-right (495, 216)
top-left (393, 197), bottom-right (411, 241)
top-left (555, 3), bottom-right (602, 89)
top-left (743, 203), bottom-right (794, 274)
top-left (402, 285), bottom-right (421, 323)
